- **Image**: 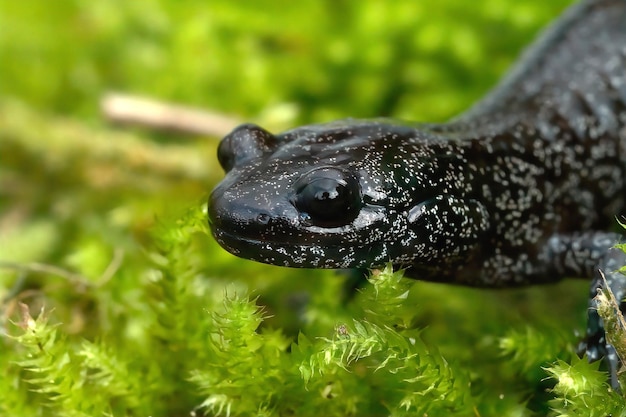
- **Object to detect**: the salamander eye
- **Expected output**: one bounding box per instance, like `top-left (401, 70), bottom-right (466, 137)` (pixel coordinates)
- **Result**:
top-left (292, 167), bottom-right (361, 227)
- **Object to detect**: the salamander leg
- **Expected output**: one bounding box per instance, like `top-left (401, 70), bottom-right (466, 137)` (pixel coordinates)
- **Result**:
top-left (582, 244), bottom-right (626, 389)
top-left (544, 232), bottom-right (625, 388)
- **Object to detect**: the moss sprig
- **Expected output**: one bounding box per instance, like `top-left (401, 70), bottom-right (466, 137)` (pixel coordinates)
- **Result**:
top-left (499, 325), bottom-right (571, 373)
top-left (545, 358), bottom-right (625, 417)
top-left (9, 303), bottom-right (143, 416)
top-left (360, 264), bottom-right (416, 328)
top-left (190, 293), bottom-right (291, 417)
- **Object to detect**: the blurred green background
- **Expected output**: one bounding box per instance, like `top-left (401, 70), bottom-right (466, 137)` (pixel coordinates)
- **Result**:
top-left (0, 0), bottom-right (575, 267)
top-left (0, 0), bottom-right (591, 415)
top-left (0, 0), bottom-right (573, 121)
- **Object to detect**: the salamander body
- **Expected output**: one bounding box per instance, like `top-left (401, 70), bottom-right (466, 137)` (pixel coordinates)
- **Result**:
top-left (209, 0), bottom-right (626, 384)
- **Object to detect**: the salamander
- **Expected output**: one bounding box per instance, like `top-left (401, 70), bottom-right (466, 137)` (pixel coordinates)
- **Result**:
top-left (208, 0), bottom-right (626, 385)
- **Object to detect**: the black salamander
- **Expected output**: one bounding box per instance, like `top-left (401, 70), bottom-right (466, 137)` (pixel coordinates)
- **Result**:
top-left (209, 0), bottom-right (626, 385)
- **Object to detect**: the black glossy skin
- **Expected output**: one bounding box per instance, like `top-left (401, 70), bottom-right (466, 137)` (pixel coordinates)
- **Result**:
top-left (209, 0), bottom-right (626, 385)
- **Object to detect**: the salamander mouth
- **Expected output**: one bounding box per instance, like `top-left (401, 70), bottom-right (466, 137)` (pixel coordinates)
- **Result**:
top-left (211, 227), bottom-right (385, 269)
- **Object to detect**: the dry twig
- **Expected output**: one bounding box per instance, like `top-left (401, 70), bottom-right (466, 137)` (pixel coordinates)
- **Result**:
top-left (101, 92), bottom-right (240, 137)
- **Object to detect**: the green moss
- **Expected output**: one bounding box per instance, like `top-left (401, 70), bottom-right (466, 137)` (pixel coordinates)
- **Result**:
top-left (545, 359), bottom-right (626, 417)
top-left (2, 201), bottom-right (625, 416)
top-left (1, 0), bottom-right (624, 415)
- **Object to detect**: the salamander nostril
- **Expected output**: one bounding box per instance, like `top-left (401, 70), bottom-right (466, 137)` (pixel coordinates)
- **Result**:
top-left (256, 213), bottom-right (270, 225)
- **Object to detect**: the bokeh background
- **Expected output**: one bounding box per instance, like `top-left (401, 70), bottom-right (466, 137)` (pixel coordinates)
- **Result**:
top-left (1, 0), bottom-right (592, 415)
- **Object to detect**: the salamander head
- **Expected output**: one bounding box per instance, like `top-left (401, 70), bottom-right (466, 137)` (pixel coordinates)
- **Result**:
top-left (208, 120), bottom-right (442, 269)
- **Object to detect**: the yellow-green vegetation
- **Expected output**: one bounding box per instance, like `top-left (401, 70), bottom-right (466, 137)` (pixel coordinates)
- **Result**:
top-left (2, 0), bottom-right (625, 416)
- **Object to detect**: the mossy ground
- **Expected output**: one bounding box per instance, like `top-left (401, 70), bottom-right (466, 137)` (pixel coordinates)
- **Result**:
top-left (1, 1), bottom-right (625, 415)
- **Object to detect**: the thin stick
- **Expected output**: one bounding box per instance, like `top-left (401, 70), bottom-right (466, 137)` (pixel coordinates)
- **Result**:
top-left (101, 92), bottom-right (241, 137)
top-left (0, 261), bottom-right (89, 286)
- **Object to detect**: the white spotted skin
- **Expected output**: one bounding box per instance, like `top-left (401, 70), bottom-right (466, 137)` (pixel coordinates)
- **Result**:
top-left (209, 0), bottom-right (626, 385)
top-left (210, 0), bottom-right (626, 289)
